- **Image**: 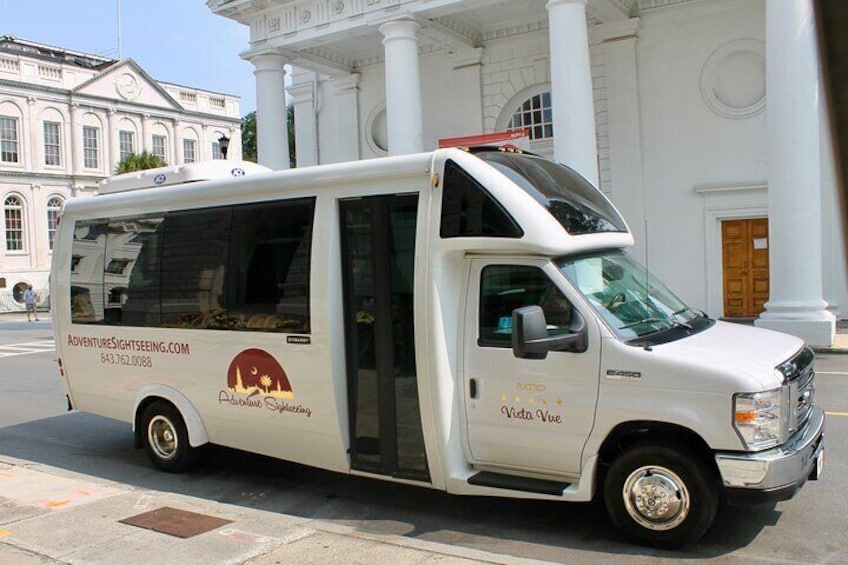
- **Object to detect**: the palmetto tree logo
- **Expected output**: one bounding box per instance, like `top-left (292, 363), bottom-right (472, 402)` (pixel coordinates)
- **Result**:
top-left (226, 349), bottom-right (293, 399)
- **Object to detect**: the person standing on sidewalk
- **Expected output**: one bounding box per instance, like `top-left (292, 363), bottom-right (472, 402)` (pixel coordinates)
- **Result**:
top-left (24, 285), bottom-right (39, 322)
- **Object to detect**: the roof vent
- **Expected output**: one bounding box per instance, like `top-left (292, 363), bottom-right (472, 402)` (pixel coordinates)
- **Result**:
top-left (97, 160), bottom-right (271, 195)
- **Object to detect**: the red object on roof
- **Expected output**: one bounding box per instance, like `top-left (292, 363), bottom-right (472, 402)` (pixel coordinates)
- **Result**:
top-left (438, 130), bottom-right (530, 149)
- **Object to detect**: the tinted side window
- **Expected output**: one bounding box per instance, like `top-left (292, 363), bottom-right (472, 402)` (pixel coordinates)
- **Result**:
top-left (160, 208), bottom-right (231, 329)
top-left (440, 160), bottom-right (522, 238)
top-left (104, 216), bottom-right (164, 327)
top-left (479, 265), bottom-right (573, 347)
top-left (70, 221), bottom-right (107, 324)
top-left (228, 198), bottom-right (314, 333)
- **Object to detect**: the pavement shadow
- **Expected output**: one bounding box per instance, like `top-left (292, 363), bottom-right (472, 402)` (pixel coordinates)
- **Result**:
top-left (0, 412), bottom-right (777, 560)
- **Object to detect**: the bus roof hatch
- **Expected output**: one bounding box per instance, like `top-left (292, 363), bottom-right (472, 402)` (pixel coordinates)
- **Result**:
top-left (97, 160), bottom-right (271, 195)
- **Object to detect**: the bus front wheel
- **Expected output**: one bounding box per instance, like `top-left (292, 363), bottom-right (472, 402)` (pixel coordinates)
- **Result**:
top-left (141, 401), bottom-right (196, 472)
top-left (603, 442), bottom-right (718, 549)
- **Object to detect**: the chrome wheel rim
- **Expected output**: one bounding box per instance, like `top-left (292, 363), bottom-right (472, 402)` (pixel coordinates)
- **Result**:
top-left (622, 465), bottom-right (690, 531)
top-left (148, 415), bottom-right (178, 461)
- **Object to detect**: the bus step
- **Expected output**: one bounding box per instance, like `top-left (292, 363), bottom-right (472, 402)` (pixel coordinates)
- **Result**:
top-left (467, 471), bottom-right (570, 495)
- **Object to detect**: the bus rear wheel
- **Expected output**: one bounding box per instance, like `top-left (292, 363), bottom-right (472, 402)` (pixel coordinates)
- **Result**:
top-left (603, 442), bottom-right (718, 549)
top-left (141, 401), bottom-right (195, 472)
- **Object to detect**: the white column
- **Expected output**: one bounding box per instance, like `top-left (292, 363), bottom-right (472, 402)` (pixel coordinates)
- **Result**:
top-left (172, 119), bottom-right (181, 164)
top-left (200, 124), bottom-right (209, 161)
top-left (598, 19), bottom-right (646, 260)
top-left (546, 0), bottom-right (599, 186)
top-left (107, 108), bottom-right (119, 172)
top-left (69, 103), bottom-right (82, 176)
top-left (755, 0), bottom-right (835, 346)
top-left (141, 114), bottom-right (153, 154)
top-left (289, 74), bottom-right (319, 167)
top-left (449, 48), bottom-right (484, 136)
top-left (331, 74), bottom-right (361, 163)
top-left (378, 18), bottom-right (424, 156)
top-left (243, 49), bottom-right (290, 170)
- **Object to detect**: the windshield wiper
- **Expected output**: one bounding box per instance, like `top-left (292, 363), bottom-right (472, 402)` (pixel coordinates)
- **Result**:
top-left (618, 317), bottom-right (668, 330)
top-left (670, 307), bottom-right (694, 330)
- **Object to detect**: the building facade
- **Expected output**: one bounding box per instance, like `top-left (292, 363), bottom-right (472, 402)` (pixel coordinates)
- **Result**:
top-left (0, 36), bottom-right (243, 312)
top-left (211, 0), bottom-right (842, 346)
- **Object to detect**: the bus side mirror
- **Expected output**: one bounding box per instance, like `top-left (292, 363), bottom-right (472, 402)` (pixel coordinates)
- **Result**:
top-left (512, 305), bottom-right (587, 359)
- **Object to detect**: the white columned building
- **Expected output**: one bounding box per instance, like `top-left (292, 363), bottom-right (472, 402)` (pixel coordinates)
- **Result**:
top-left (378, 17), bottom-right (424, 156)
top-left (210, 0), bottom-right (846, 344)
top-left (0, 37), bottom-right (242, 310)
top-left (755, 0), bottom-right (835, 344)
top-left (546, 0), bottom-right (599, 186)
top-left (243, 48), bottom-right (290, 170)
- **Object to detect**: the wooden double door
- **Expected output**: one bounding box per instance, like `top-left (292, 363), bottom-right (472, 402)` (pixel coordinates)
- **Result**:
top-left (722, 218), bottom-right (769, 318)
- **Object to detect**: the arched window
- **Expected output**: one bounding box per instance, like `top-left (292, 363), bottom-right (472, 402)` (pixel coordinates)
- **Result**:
top-left (508, 91), bottom-right (553, 141)
top-left (47, 196), bottom-right (63, 250)
top-left (4, 195), bottom-right (24, 251)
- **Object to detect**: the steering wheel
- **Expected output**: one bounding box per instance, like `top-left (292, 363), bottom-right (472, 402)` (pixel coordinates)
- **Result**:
top-left (606, 292), bottom-right (626, 311)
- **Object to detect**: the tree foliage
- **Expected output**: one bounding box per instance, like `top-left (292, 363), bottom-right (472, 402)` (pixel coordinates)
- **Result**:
top-left (241, 111), bottom-right (257, 162)
top-left (241, 104), bottom-right (296, 168)
top-left (115, 151), bottom-right (167, 174)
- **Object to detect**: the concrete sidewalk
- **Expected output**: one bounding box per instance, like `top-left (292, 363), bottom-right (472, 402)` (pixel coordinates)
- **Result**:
top-left (0, 455), bottom-right (542, 565)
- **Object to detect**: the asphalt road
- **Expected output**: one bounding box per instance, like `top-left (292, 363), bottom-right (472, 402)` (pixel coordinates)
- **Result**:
top-left (0, 315), bottom-right (846, 564)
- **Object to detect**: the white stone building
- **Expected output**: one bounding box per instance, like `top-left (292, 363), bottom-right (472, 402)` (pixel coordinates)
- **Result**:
top-left (212, 0), bottom-right (843, 346)
top-left (0, 36), bottom-right (243, 312)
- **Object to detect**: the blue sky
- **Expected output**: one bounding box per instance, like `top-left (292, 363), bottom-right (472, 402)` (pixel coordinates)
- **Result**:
top-left (0, 0), bottom-right (258, 114)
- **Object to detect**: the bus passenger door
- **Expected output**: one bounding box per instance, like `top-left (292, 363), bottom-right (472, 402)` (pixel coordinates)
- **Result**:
top-left (462, 258), bottom-right (600, 476)
top-left (339, 195), bottom-right (429, 481)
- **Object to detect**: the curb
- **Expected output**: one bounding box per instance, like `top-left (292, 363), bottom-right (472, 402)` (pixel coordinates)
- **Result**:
top-left (0, 455), bottom-right (548, 565)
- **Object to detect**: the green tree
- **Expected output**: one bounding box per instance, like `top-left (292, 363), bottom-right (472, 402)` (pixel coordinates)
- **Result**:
top-left (241, 104), bottom-right (296, 167)
top-left (115, 151), bottom-right (167, 174)
top-left (287, 103), bottom-right (296, 168)
top-left (241, 111), bottom-right (257, 162)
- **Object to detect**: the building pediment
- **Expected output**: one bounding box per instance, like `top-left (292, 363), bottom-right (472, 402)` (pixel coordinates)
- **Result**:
top-left (72, 59), bottom-right (182, 110)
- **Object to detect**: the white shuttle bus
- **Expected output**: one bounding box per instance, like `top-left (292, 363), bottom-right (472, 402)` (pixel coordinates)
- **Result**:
top-left (51, 148), bottom-right (824, 547)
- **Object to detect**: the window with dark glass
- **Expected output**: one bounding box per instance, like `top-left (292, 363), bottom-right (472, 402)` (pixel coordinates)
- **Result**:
top-left (160, 208), bottom-right (231, 329)
top-left (479, 265), bottom-right (573, 347)
top-left (476, 151), bottom-right (627, 235)
top-left (70, 221), bottom-right (107, 324)
top-left (440, 160), bottom-right (522, 238)
top-left (103, 216), bottom-right (164, 326)
top-left (228, 199), bottom-right (315, 333)
top-left (105, 259), bottom-right (132, 274)
top-left (508, 92), bottom-right (553, 140)
top-left (70, 199), bottom-right (315, 332)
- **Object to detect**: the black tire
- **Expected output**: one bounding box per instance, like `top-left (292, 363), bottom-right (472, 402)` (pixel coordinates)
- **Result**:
top-left (140, 401), bottom-right (196, 473)
top-left (603, 442), bottom-right (718, 549)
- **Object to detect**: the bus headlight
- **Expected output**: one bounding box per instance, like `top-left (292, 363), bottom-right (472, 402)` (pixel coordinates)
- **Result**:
top-left (733, 387), bottom-right (787, 451)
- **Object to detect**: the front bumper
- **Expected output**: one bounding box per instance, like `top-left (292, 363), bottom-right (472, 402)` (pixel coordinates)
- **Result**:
top-left (715, 406), bottom-right (824, 504)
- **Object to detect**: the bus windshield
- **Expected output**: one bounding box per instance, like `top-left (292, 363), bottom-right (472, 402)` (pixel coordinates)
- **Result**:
top-left (558, 250), bottom-right (713, 343)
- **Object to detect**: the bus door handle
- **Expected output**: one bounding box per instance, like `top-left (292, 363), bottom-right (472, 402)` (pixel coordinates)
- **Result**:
top-left (469, 378), bottom-right (478, 399)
